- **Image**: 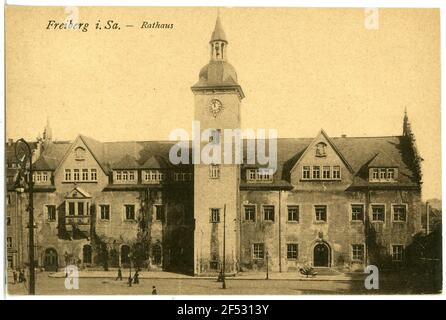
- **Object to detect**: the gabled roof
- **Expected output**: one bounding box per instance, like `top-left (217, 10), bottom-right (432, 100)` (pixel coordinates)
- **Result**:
top-left (65, 186), bottom-right (91, 199)
top-left (28, 133), bottom-right (419, 189)
top-left (290, 129), bottom-right (354, 174)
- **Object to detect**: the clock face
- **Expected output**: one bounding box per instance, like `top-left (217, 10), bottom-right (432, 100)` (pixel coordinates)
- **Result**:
top-left (209, 99), bottom-right (223, 117)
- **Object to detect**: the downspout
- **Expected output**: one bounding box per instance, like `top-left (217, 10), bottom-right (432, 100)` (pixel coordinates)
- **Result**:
top-left (278, 190), bottom-right (282, 272)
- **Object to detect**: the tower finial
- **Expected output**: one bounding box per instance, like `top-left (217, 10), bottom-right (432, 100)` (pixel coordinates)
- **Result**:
top-left (211, 14), bottom-right (227, 43)
top-left (210, 14), bottom-right (228, 61)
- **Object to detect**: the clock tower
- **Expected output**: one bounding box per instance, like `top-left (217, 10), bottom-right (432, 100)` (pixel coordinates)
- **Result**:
top-left (191, 16), bottom-right (245, 275)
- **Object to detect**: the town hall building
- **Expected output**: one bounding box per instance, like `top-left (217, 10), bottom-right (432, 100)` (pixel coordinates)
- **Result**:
top-left (6, 17), bottom-right (423, 275)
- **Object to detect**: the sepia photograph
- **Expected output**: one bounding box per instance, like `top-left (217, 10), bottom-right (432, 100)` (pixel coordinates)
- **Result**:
top-left (2, 3), bottom-right (443, 300)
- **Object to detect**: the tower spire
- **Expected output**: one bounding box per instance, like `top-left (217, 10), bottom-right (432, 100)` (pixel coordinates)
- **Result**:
top-left (210, 15), bottom-right (228, 61)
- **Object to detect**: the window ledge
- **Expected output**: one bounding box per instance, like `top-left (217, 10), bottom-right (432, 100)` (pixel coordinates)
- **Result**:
top-left (286, 221), bottom-right (299, 224)
top-left (314, 221), bottom-right (327, 224)
top-left (62, 181), bottom-right (98, 184)
top-left (350, 220), bottom-right (364, 223)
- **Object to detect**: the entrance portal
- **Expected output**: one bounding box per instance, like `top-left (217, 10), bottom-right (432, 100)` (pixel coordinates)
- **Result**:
top-left (313, 243), bottom-right (330, 267)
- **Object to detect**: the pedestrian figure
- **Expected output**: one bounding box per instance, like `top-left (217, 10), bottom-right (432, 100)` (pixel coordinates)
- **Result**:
top-left (128, 275), bottom-right (133, 287)
top-left (12, 270), bottom-right (17, 284)
top-left (133, 271), bottom-right (139, 284)
top-left (116, 267), bottom-right (123, 281)
top-left (19, 269), bottom-right (26, 283)
top-left (152, 286), bottom-right (157, 295)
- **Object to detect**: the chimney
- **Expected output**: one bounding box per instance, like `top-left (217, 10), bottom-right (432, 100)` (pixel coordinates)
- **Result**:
top-left (341, 134), bottom-right (347, 138)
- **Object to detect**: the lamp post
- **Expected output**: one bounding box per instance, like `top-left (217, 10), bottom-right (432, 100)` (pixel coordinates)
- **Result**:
top-left (266, 250), bottom-right (269, 280)
top-left (14, 138), bottom-right (35, 295)
top-left (221, 204), bottom-right (226, 289)
top-left (128, 252), bottom-right (133, 287)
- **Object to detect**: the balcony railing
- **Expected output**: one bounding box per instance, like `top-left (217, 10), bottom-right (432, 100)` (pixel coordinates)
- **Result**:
top-left (65, 215), bottom-right (91, 225)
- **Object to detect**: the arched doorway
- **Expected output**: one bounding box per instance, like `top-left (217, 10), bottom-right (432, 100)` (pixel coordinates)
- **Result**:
top-left (44, 248), bottom-right (58, 271)
top-left (313, 243), bottom-right (330, 267)
top-left (83, 245), bottom-right (92, 265)
top-left (152, 244), bottom-right (162, 266)
top-left (121, 245), bottom-right (131, 266)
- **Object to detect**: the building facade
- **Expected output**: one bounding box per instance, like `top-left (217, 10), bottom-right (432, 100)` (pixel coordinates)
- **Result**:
top-left (5, 17), bottom-right (423, 275)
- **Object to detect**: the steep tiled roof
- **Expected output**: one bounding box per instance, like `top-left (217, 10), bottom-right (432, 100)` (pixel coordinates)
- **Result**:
top-left (27, 134), bottom-right (419, 189)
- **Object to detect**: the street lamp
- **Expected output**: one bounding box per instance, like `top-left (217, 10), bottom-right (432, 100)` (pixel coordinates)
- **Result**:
top-left (14, 138), bottom-right (36, 295)
top-left (221, 204), bottom-right (226, 289)
top-left (266, 250), bottom-right (269, 280)
top-left (128, 252), bottom-right (133, 287)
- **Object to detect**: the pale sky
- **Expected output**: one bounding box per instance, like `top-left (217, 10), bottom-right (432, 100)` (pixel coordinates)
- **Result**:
top-left (5, 7), bottom-right (441, 200)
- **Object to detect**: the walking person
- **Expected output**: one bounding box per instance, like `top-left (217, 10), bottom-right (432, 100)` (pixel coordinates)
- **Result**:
top-left (12, 270), bottom-right (17, 284)
top-left (133, 270), bottom-right (139, 284)
top-left (152, 286), bottom-right (157, 295)
top-left (128, 275), bottom-right (133, 287)
top-left (116, 267), bottom-right (123, 281)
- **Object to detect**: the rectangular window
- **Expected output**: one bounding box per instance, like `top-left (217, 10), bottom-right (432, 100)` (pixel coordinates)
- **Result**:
top-left (7, 195), bottom-right (11, 205)
top-left (129, 171), bottom-right (135, 181)
top-left (65, 169), bottom-right (72, 181)
top-left (7, 237), bottom-right (12, 248)
top-left (393, 205), bottom-right (407, 222)
top-left (372, 168), bottom-right (379, 180)
top-left (322, 166), bottom-right (331, 179)
top-left (247, 169), bottom-right (257, 181)
top-left (263, 205), bottom-right (275, 221)
top-left (332, 166), bottom-right (341, 179)
top-left (210, 165), bottom-right (220, 179)
top-left (287, 244), bottom-right (298, 260)
top-left (82, 169), bottom-right (89, 181)
top-left (387, 168), bottom-right (395, 180)
top-left (379, 169), bottom-right (386, 180)
top-left (371, 205), bottom-right (385, 222)
top-left (392, 245), bottom-right (404, 262)
top-left (351, 205), bottom-right (364, 221)
top-left (124, 205), bottom-right (135, 220)
top-left (122, 171), bottom-right (128, 181)
top-left (90, 169), bottom-right (97, 181)
top-left (210, 208), bottom-right (220, 223)
top-left (155, 205), bottom-right (165, 221)
top-left (287, 205), bottom-right (299, 222)
top-left (73, 169), bottom-right (80, 181)
top-left (46, 205), bottom-right (56, 221)
top-left (100, 205), bottom-right (110, 220)
top-left (209, 129), bottom-right (221, 144)
top-left (312, 166), bottom-right (320, 179)
top-left (253, 243), bottom-right (265, 259)
top-left (116, 171), bottom-right (122, 181)
top-left (244, 205), bottom-right (256, 221)
top-left (352, 244), bottom-right (365, 261)
top-left (42, 172), bottom-right (48, 182)
top-left (6, 217), bottom-right (11, 226)
top-left (68, 202), bottom-right (75, 216)
top-left (77, 202), bottom-right (84, 216)
top-left (315, 205), bottom-right (327, 222)
top-left (302, 166), bottom-right (311, 179)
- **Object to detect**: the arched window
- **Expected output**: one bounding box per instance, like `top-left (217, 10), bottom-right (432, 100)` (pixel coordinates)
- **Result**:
top-left (315, 142), bottom-right (327, 157)
top-left (74, 147), bottom-right (86, 160)
top-left (121, 245), bottom-right (131, 265)
top-left (83, 245), bottom-right (92, 264)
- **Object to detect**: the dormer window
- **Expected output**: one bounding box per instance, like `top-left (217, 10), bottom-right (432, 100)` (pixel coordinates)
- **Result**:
top-left (74, 147), bottom-right (86, 160)
top-left (115, 170), bottom-right (137, 183)
top-left (143, 170), bottom-right (164, 184)
top-left (369, 168), bottom-right (398, 182)
top-left (246, 168), bottom-right (273, 183)
top-left (315, 142), bottom-right (327, 157)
